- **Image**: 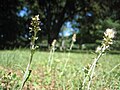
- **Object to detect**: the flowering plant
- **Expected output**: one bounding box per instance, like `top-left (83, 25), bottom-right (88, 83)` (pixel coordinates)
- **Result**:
top-left (83, 28), bottom-right (116, 90)
top-left (20, 15), bottom-right (40, 90)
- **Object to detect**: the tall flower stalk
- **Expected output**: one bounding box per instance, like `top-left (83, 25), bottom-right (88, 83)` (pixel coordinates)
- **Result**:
top-left (82, 28), bottom-right (116, 90)
top-left (47, 39), bottom-right (57, 72)
top-left (20, 15), bottom-right (41, 90)
top-left (60, 34), bottom-right (76, 76)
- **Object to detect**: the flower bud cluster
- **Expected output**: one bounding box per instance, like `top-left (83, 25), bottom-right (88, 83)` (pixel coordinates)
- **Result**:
top-left (96, 28), bottom-right (116, 53)
top-left (29, 15), bottom-right (41, 33)
top-left (29, 15), bottom-right (40, 50)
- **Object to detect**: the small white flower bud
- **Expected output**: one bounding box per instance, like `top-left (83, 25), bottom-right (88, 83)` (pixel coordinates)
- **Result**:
top-left (35, 15), bottom-right (40, 20)
top-left (95, 46), bottom-right (101, 53)
top-left (72, 34), bottom-right (76, 42)
top-left (52, 39), bottom-right (56, 47)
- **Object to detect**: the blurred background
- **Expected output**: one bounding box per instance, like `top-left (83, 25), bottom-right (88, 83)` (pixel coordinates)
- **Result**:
top-left (0, 0), bottom-right (120, 51)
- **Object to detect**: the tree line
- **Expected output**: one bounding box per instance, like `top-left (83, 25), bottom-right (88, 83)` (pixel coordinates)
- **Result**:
top-left (0, 0), bottom-right (120, 50)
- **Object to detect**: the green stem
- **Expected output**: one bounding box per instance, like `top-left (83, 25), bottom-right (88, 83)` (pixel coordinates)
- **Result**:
top-left (82, 51), bottom-right (103, 90)
top-left (19, 50), bottom-right (34, 90)
top-left (47, 46), bottom-right (55, 72)
top-left (60, 41), bottom-right (74, 76)
top-left (87, 52), bottom-right (102, 90)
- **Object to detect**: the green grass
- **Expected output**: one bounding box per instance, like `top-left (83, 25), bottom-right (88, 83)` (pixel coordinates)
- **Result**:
top-left (0, 49), bottom-right (120, 90)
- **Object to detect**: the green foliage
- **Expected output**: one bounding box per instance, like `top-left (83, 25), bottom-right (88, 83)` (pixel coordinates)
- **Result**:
top-left (0, 0), bottom-right (22, 49)
top-left (0, 0), bottom-right (120, 49)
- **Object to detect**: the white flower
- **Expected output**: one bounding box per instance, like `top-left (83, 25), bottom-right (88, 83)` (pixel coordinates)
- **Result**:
top-left (35, 15), bottom-right (40, 20)
top-left (102, 44), bottom-right (109, 52)
top-left (32, 17), bottom-right (36, 20)
top-left (32, 15), bottom-right (40, 21)
top-left (104, 28), bottom-right (116, 39)
top-left (95, 46), bottom-right (101, 53)
top-left (52, 39), bottom-right (56, 46)
top-left (72, 34), bottom-right (76, 42)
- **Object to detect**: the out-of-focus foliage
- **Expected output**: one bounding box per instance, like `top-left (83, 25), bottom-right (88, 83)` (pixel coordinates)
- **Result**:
top-left (0, 0), bottom-right (120, 50)
top-left (76, 0), bottom-right (120, 50)
top-left (0, 0), bottom-right (21, 49)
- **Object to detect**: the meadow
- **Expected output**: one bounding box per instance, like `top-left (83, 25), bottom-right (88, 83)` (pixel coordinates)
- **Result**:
top-left (0, 49), bottom-right (120, 90)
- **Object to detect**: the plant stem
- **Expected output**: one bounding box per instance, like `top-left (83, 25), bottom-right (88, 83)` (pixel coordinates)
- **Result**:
top-left (82, 51), bottom-right (103, 90)
top-left (87, 52), bottom-right (102, 90)
top-left (19, 15), bottom-right (40, 90)
top-left (47, 46), bottom-right (55, 72)
top-left (60, 41), bottom-right (74, 76)
top-left (19, 50), bottom-right (34, 90)
top-left (109, 63), bottom-right (120, 73)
